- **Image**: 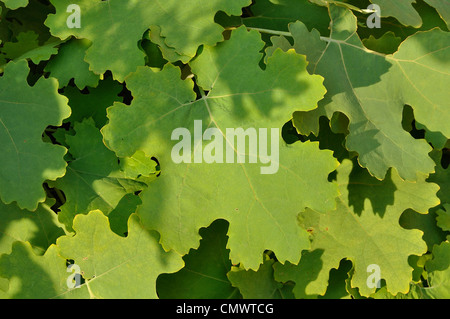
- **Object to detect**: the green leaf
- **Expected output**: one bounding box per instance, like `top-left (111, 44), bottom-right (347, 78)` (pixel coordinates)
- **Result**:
top-left (138, 141), bottom-right (339, 271)
top-left (146, 25), bottom-right (191, 64)
top-left (102, 26), bottom-right (338, 270)
top-left (428, 150), bottom-right (449, 205)
top-left (270, 5), bottom-right (449, 181)
top-left (274, 249), bottom-right (325, 299)
top-left (0, 199), bottom-right (65, 256)
top-left (243, 0), bottom-right (330, 36)
top-left (49, 118), bottom-right (152, 232)
top-left (400, 209), bottom-right (448, 251)
top-left (157, 219), bottom-right (240, 299)
top-left (56, 210), bottom-right (185, 298)
top-left (45, 0), bottom-right (251, 81)
top-left (0, 242), bottom-right (89, 298)
top-left (102, 26), bottom-right (327, 164)
top-left (274, 159), bottom-right (439, 297)
top-left (320, 259), bottom-right (353, 299)
top-left (418, 241), bottom-right (450, 298)
top-left (390, 28), bottom-right (450, 138)
top-left (44, 38), bottom-right (100, 89)
top-left (0, 60), bottom-right (71, 210)
top-left (1, 0), bottom-right (54, 45)
top-left (307, 0), bottom-right (366, 13)
top-left (424, 0), bottom-right (450, 28)
top-left (0, 31), bottom-right (62, 65)
top-left (62, 76), bottom-right (123, 128)
top-left (436, 204), bottom-right (450, 232)
top-left (119, 150), bottom-right (158, 180)
top-left (228, 257), bottom-right (294, 299)
top-left (371, 0), bottom-right (450, 28)
top-left (1, 0), bottom-right (28, 10)
top-left (370, 0), bottom-right (423, 28)
top-left (415, 121), bottom-right (449, 150)
top-left (0, 0), bottom-right (448, 299)
top-left (362, 31), bottom-right (402, 55)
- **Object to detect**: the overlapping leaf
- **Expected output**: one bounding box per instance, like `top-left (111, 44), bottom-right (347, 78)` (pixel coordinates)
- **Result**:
top-left (57, 210), bottom-right (185, 298)
top-left (157, 220), bottom-right (240, 299)
top-left (0, 0), bottom-right (54, 45)
top-left (415, 241), bottom-right (450, 298)
top-left (44, 38), bottom-right (100, 89)
top-left (0, 31), bottom-right (61, 65)
top-left (270, 5), bottom-right (449, 181)
top-left (243, 0), bottom-right (330, 35)
top-left (274, 159), bottom-right (440, 297)
top-left (428, 150), bottom-right (450, 205)
top-left (372, 0), bottom-right (449, 28)
top-left (436, 204), bottom-right (450, 231)
top-left (1, 0), bottom-right (28, 10)
top-left (423, 0), bottom-right (450, 28)
top-left (0, 242), bottom-right (89, 298)
top-left (45, 0), bottom-right (251, 81)
top-left (0, 0), bottom-right (448, 300)
top-left (62, 77), bottom-right (123, 129)
top-left (102, 26), bottom-right (339, 270)
top-left (0, 199), bottom-right (65, 256)
top-left (0, 210), bottom-right (184, 298)
top-left (49, 119), bottom-right (154, 232)
top-left (228, 257), bottom-right (294, 299)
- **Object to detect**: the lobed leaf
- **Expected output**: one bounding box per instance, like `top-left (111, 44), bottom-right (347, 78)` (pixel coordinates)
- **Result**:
top-left (0, 60), bottom-right (71, 210)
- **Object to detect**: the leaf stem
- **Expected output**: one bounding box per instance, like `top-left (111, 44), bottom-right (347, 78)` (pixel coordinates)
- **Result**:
top-left (198, 86), bottom-right (208, 99)
top-left (245, 26), bottom-right (334, 43)
top-left (245, 27), bottom-right (292, 38)
top-left (244, 26), bottom-right (386, 57)
top-left (54, 188), bottom-right (66, 205)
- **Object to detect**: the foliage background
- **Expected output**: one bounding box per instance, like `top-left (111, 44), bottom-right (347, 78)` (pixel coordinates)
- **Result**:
top-left (0, 0), bottom-right (448, 299)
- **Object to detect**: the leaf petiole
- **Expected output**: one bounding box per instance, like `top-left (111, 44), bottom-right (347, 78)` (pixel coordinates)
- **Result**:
top-left (245, 26), bottom-right (335, 43)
